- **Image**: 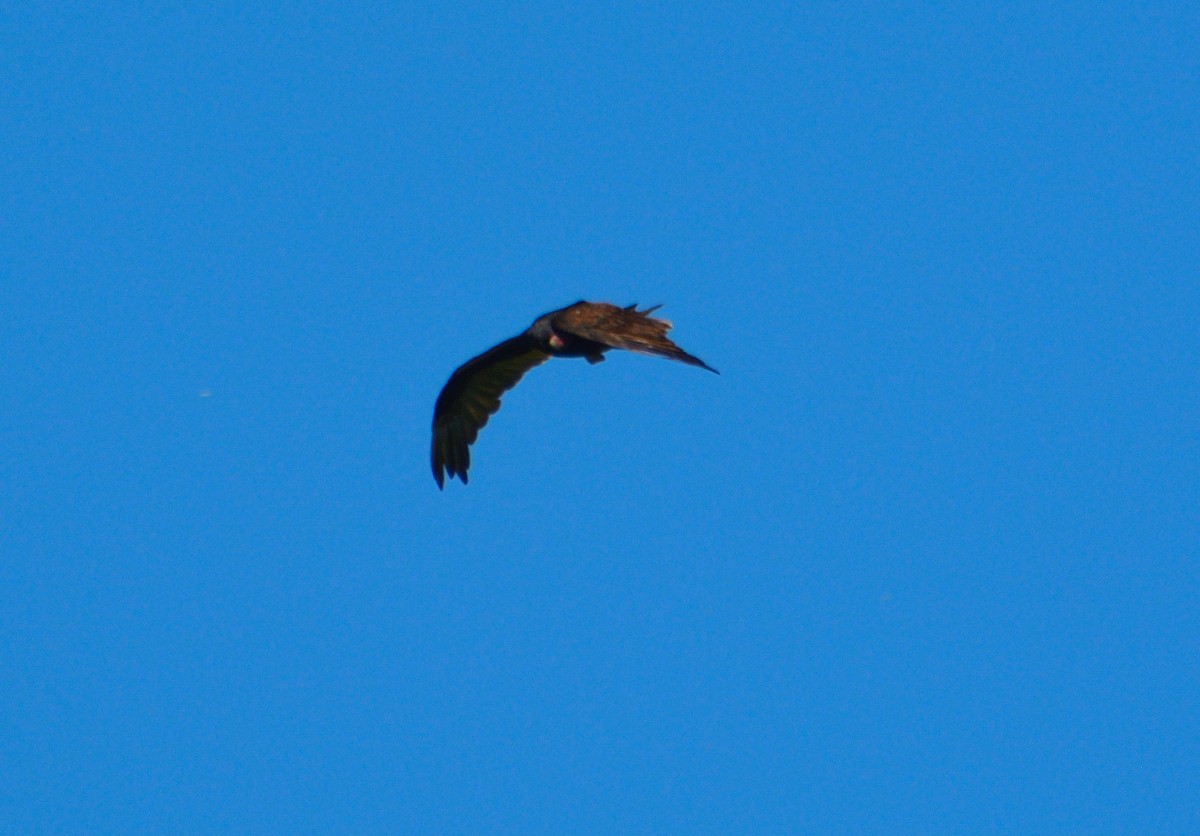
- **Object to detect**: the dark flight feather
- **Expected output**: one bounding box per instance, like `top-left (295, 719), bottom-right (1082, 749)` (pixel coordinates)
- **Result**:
top-left (431, 301), bottom-right (716, 488)
top-left (431, 336), bottom-right (550, 488)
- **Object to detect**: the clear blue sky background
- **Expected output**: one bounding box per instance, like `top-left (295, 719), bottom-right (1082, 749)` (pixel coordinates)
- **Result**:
top-left (2, 2), bottom-right (1197, 832)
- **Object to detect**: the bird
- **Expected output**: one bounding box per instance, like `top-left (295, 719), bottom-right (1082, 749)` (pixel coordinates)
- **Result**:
top-left (431, 301), bottom-right (717, 488)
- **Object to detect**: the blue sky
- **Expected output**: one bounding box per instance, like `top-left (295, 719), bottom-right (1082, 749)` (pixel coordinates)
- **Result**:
top-left (2, 2), bottom-right (1197, 832)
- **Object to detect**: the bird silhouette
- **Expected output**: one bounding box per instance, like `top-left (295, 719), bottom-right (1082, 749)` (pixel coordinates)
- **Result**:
top-left (431, 301), bottom-right (717, 488)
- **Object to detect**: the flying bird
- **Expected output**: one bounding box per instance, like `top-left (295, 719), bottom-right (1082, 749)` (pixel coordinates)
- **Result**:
top-left (431, 301), bottom-right (717, 488)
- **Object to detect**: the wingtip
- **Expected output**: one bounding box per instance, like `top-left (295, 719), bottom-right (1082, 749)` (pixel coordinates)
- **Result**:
top-left (432, 453), bottom-right (445, 489)
top-left (680, 352), bottom-right (719, 374)
top-left (433, 466), bottom-right (469, 489)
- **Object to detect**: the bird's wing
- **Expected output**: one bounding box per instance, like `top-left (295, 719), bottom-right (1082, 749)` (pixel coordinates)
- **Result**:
top-left (557, 303), bottom-right (718, 373)
top-left (431, 335), bottom-right (551, 488)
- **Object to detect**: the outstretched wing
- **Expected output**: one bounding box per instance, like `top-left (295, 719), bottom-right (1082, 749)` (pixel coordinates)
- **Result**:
top-left (557, 303), bottom-right (718, 373)
top-left (431, 335), bottom-right (551, 488)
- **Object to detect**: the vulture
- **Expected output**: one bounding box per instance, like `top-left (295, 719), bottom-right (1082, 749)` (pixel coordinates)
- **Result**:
top-left (431, 301), bottom-right (717, 488)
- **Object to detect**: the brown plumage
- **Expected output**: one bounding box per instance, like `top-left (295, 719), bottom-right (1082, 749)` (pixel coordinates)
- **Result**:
top-left (431, 301), bottom-right (717, 488)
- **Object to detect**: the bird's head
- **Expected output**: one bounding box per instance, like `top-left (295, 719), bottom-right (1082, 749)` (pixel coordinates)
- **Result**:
top-left (527, 313), bottom-right (559, 347)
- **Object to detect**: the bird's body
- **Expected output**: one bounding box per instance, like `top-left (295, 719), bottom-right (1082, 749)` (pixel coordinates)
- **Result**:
top-left (431, 301), bottom-right (716, 488)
